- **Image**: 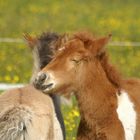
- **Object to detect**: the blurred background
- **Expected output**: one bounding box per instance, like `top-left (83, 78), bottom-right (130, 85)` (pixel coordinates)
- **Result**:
top-left (0, 0), bottom-right (140, 139)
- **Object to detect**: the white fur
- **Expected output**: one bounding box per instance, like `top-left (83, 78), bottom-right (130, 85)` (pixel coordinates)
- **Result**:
top-left (117, 90), bottom-right (137, 140)
top-left (30, 47), bottom-right (41, 83)
top-left (53, 113), bottom-right (63, 140)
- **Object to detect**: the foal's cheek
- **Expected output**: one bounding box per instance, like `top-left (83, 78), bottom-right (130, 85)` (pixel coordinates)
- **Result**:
top-left (67, 60), bottom-right (75, 70)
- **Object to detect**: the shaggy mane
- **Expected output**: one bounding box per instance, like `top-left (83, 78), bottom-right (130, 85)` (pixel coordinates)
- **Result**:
top-left (99, 52), bottom-right (122, 88)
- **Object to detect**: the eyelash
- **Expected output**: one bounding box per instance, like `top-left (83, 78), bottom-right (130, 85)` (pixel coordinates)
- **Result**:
top-left (71, 59), bottom-right (81, 64)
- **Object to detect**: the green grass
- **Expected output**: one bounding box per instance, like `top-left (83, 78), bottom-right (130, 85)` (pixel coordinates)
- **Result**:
top-left (0, 42), bottom-right (32, 83)
top-left (61, 96), bottom-right (80, 140)
top-left (0, 0), bottom-right (140, 139)
top-left (0, 0), bottom-right (140, 41)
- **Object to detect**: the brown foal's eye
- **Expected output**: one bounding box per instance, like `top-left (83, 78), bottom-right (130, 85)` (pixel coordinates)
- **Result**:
top-left (71, 59), bottom-right (80, 64)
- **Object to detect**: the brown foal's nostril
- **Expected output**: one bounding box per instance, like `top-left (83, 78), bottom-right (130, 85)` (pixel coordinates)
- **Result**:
top-left (39, 73), bottom-right (47, 82)
top-left (33, 73), bottom-right (47, 89)
top-left (33, 73), bottom-right (54, 91)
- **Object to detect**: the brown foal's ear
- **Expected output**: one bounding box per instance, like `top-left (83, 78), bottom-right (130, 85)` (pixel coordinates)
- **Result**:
top-left (91, 34), bottom-right (112, 56)
top-left (23, 33), bottom-right (38, 49)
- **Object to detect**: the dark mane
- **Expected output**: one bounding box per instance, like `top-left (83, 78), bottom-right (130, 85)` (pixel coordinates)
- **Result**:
top-left (37, 32), bottom-right (59, 69)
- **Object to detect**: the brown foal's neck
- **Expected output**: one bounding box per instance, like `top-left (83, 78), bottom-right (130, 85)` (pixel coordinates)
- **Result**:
top-left (75, 62), bottom-right (118, 127)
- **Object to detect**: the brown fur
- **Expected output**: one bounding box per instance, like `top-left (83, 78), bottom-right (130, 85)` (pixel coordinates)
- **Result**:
top-left (36, 32), bottom-right (140, 140)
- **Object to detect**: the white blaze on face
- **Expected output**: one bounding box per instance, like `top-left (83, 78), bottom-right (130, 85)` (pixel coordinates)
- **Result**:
top-left (116, 90), bottom-right (137, 140)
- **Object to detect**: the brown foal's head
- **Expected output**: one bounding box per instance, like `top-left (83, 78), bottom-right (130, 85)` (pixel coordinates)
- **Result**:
top-left (34, 32), bottom-right (111, 95)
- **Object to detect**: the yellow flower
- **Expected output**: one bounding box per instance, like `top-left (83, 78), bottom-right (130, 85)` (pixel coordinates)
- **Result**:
top-left (4, 75), bottom-right (11, 82)
top-left (6, 66), bottom-right (12, 72)
top-left (13, 75), bottom-right (19, 82)
top-left (72, 110), bottom-right (79, 117)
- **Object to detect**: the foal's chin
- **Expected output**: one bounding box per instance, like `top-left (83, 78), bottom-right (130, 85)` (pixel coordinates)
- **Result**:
top-left (41, 85), bottom-right (61, 95)
top-left (42, 84), bottom-right (73, 96)
top-left (42, 87), bottom-right (56, 94)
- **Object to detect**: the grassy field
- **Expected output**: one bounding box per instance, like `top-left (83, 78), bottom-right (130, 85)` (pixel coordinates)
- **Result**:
top-left (0, 0), bottom-right (140, 139)
top-left (0, 0), bottom-right (140, 41)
